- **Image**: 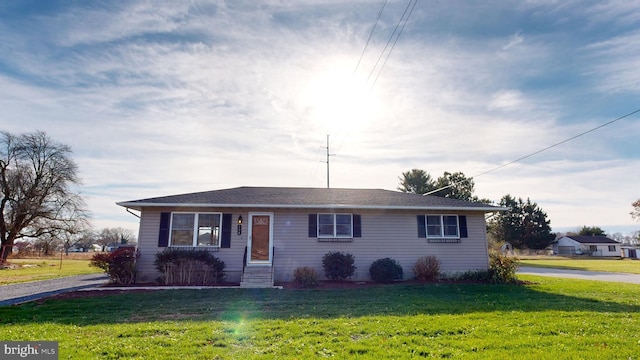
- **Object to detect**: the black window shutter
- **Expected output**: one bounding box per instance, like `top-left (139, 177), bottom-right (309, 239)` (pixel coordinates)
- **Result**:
top-left (417, 215), bottom-right (426, 238)
top-left (459, 215), bottom-right (468, 238)
top-left (308, 214), bottom-right (317, 238)
top-left (158, 212), bottom-right (170, 247)
top-left (221, 213), bottom-right (232, 248)
top-left (353, 215), bottom-right (361, 238)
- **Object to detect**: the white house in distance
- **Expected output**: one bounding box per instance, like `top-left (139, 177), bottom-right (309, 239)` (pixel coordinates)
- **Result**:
top-left (621, 246), bottom-right (640, 259)
top-left (553, 235), bottom-right (621, 257)
top-left (117, 186), bottom-right (505, 286)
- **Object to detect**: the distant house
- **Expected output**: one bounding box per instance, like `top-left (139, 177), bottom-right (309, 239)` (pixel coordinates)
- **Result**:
top-left (553, 235), bottom-right (620, 257)
top-left (621, 246), bottom-right (640, 259)
top-left (117, 186), bottom-right (505, 287)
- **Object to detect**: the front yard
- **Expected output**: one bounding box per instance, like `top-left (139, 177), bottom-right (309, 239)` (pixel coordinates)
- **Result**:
top-left (0, 257), bottom-right (101, 285)
top-left (1, 275), bottom-right (639, 359)
top-left (519, 257), bottom-right (640, 274)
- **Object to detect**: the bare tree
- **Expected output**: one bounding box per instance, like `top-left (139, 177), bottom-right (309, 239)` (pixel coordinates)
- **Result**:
top-left (632, 199), bottom-right (640, 222)
top-left (33, 233), bottom-right (62, 256)
top-left (62, 228), bottom-right (96, 254)
top-left (96, 227), bottom-right (136, 251)
top-left (0, 130), bottom-right (89, 261)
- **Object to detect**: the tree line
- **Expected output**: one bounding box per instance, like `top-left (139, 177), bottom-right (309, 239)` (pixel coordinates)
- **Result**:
top-left (13, 226), bottom-right (137, 256)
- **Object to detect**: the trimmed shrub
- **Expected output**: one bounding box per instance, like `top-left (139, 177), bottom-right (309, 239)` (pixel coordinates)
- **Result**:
top-left (413, 256), bottom-right (440, 282)
top-left (154, 248), bottom-right (225, 285)
top-left (293, 266), bottom-right (319, 288)
top-left (322, 252), bottom-right (356, 281)
top-left (489, 251), bottom-right (519, 284)
top-left (450, 270), bottom-right (493, 283)
top-left (90, 247), bottom-right (138, 285)
top-left (369, 257), bottom-right (403, 283)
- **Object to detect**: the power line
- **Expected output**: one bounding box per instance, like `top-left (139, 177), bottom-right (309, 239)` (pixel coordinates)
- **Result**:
top-left (371, 0), bottom-right (418, 88)
top-left (366, 0), bottom-right (417, 86)
top-left (311, 0), bottom-right (418, 186)
top-left (354, 0), bottom-right (387, 75)
top-left (333, 0), bottom-right (418, 157)
top-left (424, 108), bottom-right (640, 196)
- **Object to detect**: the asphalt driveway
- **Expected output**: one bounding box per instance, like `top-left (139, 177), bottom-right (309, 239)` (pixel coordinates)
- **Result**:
top-left (0, 273), bottom-right (109, 306)
top-left (518, 266), bottom-right (640, 284)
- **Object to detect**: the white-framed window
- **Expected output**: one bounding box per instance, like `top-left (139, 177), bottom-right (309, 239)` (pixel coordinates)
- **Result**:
top-left (608, 245), bottom-right (616, 252)
top-left (318, 213), bottom-right (353, 238)
top-left (425, 215), bottom-right (459, 238)
top-left (170, 212), bottom-right (222, 247)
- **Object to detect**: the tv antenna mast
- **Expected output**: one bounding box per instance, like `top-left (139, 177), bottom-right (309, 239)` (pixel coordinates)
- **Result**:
top-left (323, 134), bottom-right (335, 188)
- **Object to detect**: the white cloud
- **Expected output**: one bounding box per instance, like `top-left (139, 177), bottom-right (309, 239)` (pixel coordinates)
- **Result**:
top-left (503, 31), bottom-right (524, 50)
top-left (583, 30), bottom-right (640, 94)
top-left (1, 1), bottom-right (639, 236)
top-left (488, 90), bottom-right (528, 111)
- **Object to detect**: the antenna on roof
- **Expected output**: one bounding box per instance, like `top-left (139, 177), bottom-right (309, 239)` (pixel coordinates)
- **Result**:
top-left (323, 134), bottom-right (336, 188)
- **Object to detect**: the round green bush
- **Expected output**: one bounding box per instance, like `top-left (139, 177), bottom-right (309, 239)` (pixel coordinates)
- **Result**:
top-left (322, 252), bottom-right (356, 281)
top-left (369, 257), bottom-right (403, 283)
top-left (489, 252), bottom-right (519, 284)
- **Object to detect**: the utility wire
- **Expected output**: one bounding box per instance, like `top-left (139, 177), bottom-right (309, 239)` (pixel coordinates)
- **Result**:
top-left (310, 0), bottom-right (390, 187)
top-left (366, 0), bottom-right (417, 85)
top-left (371, 0), bottom-right (418, 88)
top-left (313, 0), bottom-right (418, 185)
top-left (424, 108), bottom-right (640, 196)
top-left (354, 0), bottom-right (387, 75)
top-left (334, 0), bottom-right (418, 157)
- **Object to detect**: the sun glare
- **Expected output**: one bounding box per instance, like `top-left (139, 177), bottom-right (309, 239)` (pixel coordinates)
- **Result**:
top-left (301, 64), bottom-right (379, 132)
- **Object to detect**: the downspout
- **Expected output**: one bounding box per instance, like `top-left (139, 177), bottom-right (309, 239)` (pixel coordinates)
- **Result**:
top-left (126, 208), bottom-right (141, 218)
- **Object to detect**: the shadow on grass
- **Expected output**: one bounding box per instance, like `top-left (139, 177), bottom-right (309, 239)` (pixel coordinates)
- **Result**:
top-left (1, 280), bottom-right (639, 326)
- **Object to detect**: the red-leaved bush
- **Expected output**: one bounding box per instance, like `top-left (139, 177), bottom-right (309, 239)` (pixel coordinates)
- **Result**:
top-left (90, 247), bottom-right (138, 285)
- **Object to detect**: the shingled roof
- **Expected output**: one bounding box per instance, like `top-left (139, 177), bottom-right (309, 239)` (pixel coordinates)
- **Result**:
top-left (565, 235), bottom-right (619, 244)
top-left (117, 186), bottom-right (503, 211)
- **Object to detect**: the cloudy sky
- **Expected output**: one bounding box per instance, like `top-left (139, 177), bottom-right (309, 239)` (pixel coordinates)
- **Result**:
top-left (1, 0), bottom-right (639, 236)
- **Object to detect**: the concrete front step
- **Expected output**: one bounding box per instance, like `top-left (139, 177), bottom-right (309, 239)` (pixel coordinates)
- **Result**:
top-left (240, 265), bottom-right (274, 288)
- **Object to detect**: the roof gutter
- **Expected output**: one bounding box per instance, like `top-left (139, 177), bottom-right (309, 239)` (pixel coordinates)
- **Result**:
top-left (116, 201), bottom-right (507, 212)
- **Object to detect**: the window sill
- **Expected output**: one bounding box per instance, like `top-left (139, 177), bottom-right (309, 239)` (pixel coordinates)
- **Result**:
top-left (427, 238), bottom-right (461, 243)
top-left (318, 238), bottom-right (353, 243)
top-left (168, 246), bottom-right (220, 251)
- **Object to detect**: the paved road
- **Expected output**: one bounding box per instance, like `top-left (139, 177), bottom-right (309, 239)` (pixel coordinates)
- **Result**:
top-left (0, 274), bottom-right (109, 306)
top-left (518, 266), bottom-right (640, 284)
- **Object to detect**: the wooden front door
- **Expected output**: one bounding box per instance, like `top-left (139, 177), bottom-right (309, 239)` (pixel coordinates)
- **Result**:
top-left (249, 214), bottom-right (272, 263)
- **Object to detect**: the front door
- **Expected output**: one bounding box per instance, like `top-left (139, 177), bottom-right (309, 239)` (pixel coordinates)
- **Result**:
top-left (248, 213), bottom-right (273, 264)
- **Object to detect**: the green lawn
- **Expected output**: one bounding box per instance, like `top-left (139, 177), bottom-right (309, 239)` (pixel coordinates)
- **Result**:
top-left (1, 275), bottom-right (639, 359)
top-left (519, 257), bottom-right (640, 274)
top-left (0, 258), bottom-right (101, 285)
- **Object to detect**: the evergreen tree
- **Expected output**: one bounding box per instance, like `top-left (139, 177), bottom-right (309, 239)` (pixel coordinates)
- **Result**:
top-left (397, 169), bottom-right (435, 195)
top-left (577, 226), bottom-right (607, 237)
top-left (488, 195), bottom-right (555, 250)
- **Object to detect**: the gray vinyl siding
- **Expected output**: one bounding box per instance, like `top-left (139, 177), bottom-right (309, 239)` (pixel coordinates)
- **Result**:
top-left (135, 208), bottom-right (247, 283)
top-left (273, 210), bottom-right (489, 282)
top-left (134, 208), bottom-right (490, 283)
